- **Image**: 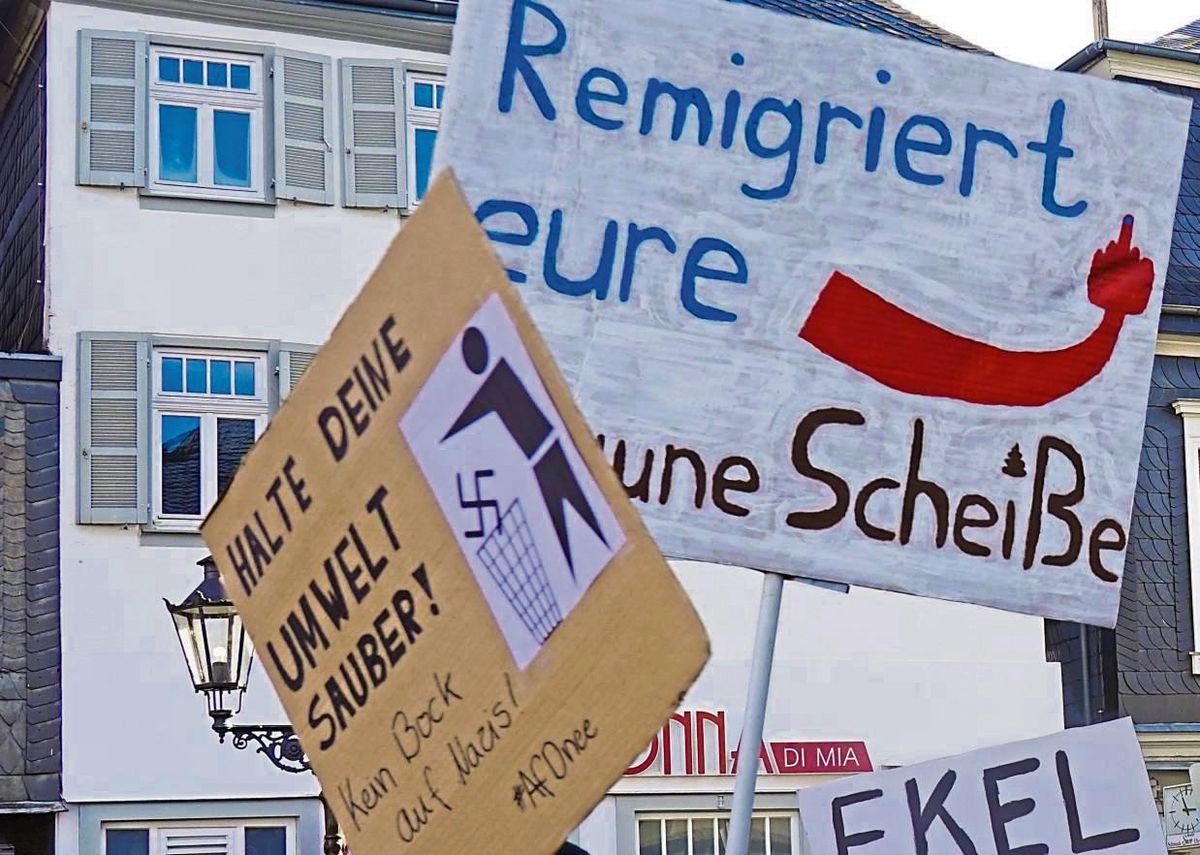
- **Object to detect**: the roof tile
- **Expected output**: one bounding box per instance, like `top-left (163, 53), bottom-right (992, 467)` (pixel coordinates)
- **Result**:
top-left (730, 0), bottom-right (986, 52)
top-left (1157, 20), bottom-right (1200, 52)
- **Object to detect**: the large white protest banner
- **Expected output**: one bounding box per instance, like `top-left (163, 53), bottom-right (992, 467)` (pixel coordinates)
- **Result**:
top-left (796, 719), bottom-right (1164, 855)
top-left (434, 0), bottom-right (1192, 626)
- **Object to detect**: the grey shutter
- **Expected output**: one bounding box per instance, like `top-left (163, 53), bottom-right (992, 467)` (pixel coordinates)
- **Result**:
top-left (279, 343), bottom-right (320, 403)
top-left (160, 827), bottom-right (233, 855)
top-left (340, 59), bottom-right (406, 209)
top-left (274, 50), bottom-right (335, 205)
top-left (77, 30), bottom-right (147, 188)
top-left (78, 333), bottom-right (149, 524)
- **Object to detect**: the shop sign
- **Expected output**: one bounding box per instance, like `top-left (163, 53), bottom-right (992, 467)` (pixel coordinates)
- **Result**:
top-left (625, 709), bottom-right (871, 777)
top-left (201, 176), bottom-right (709, 855)
top-left (797, 718), bottom-right (1165, 855)
top-left (436, 0), bottom-right (1192, 626)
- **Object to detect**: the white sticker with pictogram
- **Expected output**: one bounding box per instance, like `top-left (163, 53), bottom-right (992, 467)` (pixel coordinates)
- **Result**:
top-left (400, 294), bottom-right (625, 668)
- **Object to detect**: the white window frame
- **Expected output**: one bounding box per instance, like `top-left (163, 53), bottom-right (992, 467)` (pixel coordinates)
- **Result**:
top-left (635, 811), bottom-right (800, 855)
top-left (148, 45), bottom-right (266, 202)
top-left (1174, 397), bottom-right (1200, 675)
top-left (404, 70), bottom-right (444, 206)
top-left (101, 817), bottom-right (297, 855)
top-left (151, 347), bottom-right (269, 529)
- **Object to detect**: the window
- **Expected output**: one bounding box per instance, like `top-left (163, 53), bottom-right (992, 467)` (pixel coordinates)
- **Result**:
top-left (152, 348), bottom-right (268, 525)
top-left (78, 333), bottom-right (318, 526)
top-left (637, 812), bottom-right (797, 855)
top-left (405, 72), bottom-right (444, 204)
top-left (103, 820), bottom-right (293, 855)
top-left (149, 46), bottom-right (265, 200)
top-left (339, 61), bottom-right (445, 209)
top-left (79, 30), bottom-right (443, 208)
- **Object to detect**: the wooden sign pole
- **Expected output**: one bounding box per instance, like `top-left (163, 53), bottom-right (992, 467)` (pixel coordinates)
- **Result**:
top-left (725, 572), bottom-right (786, 855)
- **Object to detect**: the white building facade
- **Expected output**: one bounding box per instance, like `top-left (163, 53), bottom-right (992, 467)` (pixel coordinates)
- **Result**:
top-left (35, 0), bottom-right (1063, 853)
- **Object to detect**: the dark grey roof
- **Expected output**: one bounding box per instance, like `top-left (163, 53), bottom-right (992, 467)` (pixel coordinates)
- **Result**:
top-left (731, 0), bottom-right (985, 52)
top-left (1097, 76), bottom-right (1200, 307)
top-left (308, 0), bottom-right (984, 52)
top-left (1157, 18), bottom-right (1200, 52)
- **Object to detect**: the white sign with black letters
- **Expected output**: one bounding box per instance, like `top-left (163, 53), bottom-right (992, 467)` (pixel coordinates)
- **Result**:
top-left (796, 718), bottom-right (1164, 855)
top-left (436, 0), bottom-right (1192, 626)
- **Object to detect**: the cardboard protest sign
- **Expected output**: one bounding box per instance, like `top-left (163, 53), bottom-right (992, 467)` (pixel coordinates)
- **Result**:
top-left (434, 0), bottom-right (1193, 626)
top-left (796, 718), bottom-right (1164, 855)
top-left (200, 173), bottom-right (709, 855)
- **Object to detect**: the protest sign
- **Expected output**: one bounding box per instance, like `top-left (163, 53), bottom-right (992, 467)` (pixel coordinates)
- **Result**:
top-left (200, 173), bottom-right (709, 855)
top-left (796, 718), bottom-right (1164, 855)
top-left (434, 0), bottom-right (1193, 626)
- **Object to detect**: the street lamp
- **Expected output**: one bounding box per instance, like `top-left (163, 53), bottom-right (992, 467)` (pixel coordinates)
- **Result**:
top-left (164, 555), bottom-right (253, 734)
top-left (165, 556), bottom-right (343, 854)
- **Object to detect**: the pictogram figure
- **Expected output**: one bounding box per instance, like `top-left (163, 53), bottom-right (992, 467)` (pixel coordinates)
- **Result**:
top-left (442, 326), bottom-right (608, 576)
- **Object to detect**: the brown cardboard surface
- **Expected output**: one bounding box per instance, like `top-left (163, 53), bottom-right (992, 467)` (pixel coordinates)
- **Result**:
top-left (200, 171), bottom-right (710, 854)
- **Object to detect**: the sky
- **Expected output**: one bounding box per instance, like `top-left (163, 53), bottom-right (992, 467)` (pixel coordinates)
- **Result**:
top-left (898, 1), bottom-right (1200, 68)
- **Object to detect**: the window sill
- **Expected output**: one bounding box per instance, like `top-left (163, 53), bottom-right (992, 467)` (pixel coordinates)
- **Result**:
top-left (140, 182), bottom-right (272, 204)
top-left (139, 525), bottom-right (205, 548)
top-left (141, 184), bottom-right (272, 204)
top-left (138, 192), bottom-right (277, 218)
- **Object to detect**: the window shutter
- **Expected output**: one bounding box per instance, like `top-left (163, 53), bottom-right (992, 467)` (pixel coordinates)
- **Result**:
top-left (158, 827), bottom-right (234, 855)
top-left (279, 343), bottom-right (320, 403)
top-left (78, 333), bottom-right (149, 524)
top-left (273, 50), bottom-right (334, 205)
top-left (340, 59), bottom-right (406, 209)
top-left (77, 30), bottom-right (147, 188)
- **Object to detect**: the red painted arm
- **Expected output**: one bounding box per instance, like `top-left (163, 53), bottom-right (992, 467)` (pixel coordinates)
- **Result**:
top-left (798, 216), bottom-right (1154, 407)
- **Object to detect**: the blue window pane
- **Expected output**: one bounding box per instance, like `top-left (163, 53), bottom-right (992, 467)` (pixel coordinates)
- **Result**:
top-left (183, 59), bottom-right (204, 85)
top-left (217, 419), bottom-right (255, 498)
top-left (161, 357), bottom-right (183, 393)
top-left (214, 111), bottom-right (251, 188)
top-left (246, 827), bottom-right (287, 855)
top-left (161, 415), bottom-right (201, 515)
top-left (415, 127), bottom-right (436, 201)
top-left (210, 360), bottom-right (231, 394)
top-left (436, 85), bottom-right (445, 108)
top-left (158, 57), bottom-right (180, 83)
top-left (186, 358), bottom-right (207, 393)
top-left (106, 829), bottom-right (150, 855)
top-left (207, 61), bottom-right (227, 87)
top-left (414, 82), bottom-right (434, 108)
top-left (159, 104), bottom-right (197, 183)
top-left (230, 64), bottom-right (251, 90)
top-left (234, 362), bottom-right (255, 396)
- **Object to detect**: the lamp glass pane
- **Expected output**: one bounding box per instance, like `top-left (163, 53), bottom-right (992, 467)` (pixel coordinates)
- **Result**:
top-left (171, 609), bottom-right (207, 686)
top-left (202, 610), bottom-right (235, 686)
top-left (232, 613), bottom-right (254, 689)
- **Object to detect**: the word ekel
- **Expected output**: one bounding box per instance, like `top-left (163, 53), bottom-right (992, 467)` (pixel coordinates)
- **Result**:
top-left (831, 751), bottom-right (1138, 855)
